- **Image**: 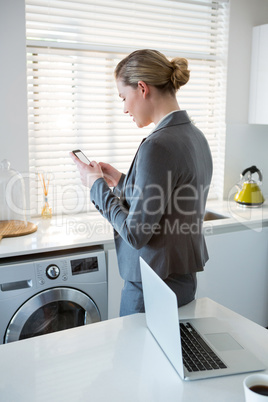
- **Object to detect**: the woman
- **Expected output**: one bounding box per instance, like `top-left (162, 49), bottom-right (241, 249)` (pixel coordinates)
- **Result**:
top-left (70, 49), bottom-right (213, 316)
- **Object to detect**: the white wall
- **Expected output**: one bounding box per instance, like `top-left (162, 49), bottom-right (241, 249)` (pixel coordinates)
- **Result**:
top-left (224, 0), bottom-right (268, 200)
top-left (0, 1), bottom-right (28, 174)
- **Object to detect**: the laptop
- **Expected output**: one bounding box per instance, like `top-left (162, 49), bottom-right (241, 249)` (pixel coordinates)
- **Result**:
top-left (139, 257), bottom-right (265, 381)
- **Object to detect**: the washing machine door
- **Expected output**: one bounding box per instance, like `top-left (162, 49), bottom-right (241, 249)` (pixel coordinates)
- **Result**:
top-left (5, 287), bottom-right (100, 343)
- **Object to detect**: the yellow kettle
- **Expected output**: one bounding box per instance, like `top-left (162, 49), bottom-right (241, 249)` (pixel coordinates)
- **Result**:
top-left (234, 166), bottom-right (265, 207)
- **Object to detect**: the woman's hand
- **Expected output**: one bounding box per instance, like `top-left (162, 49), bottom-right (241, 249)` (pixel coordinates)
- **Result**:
top-left (99, 162), bottom-right (122, 187)
top-left (70, 152), bottom-right (103, 188)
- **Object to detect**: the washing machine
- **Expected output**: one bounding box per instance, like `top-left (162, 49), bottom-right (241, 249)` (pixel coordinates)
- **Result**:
top-left (0, 246), bottom-right (107, 344)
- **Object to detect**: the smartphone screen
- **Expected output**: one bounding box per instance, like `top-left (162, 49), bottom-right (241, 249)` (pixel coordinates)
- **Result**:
top-left (72, 150), bottom-right (90, 165)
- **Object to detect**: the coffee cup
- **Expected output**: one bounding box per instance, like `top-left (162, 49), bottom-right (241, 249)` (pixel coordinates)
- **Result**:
top-left (244, 374), bottom-right (268, 401)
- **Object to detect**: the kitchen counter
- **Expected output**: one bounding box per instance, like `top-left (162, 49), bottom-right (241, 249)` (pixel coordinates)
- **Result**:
top-left (0, 200), bottom-right (267, 259)
top-left (0, 297), bottom-right (267, 402)
top-left (203, 199), bottom-right (268, 235)
top-left (0, 212), bottom-right (115, 259)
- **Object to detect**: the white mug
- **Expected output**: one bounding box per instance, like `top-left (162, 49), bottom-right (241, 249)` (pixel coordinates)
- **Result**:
top-left (244, 374), bottom-right (268, 401)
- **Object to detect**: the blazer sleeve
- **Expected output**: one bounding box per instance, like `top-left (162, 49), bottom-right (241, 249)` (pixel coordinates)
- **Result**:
top-left (90, 139), bottom-right (178, 249)
top-left (113, 173), bottom-right (126, 197)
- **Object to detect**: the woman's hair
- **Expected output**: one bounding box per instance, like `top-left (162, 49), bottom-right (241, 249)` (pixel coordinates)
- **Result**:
top-left (114, 49), bottom-right (190, 94)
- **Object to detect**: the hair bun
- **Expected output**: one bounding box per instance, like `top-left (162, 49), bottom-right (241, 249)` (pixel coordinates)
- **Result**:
top-left (170, 58), bottom-right (190, 90)
top-left (115, 49), bottom-right (190, 94)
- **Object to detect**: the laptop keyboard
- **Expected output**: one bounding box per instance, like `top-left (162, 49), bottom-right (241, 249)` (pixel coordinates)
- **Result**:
top-left (180, 322), bottom-right (227, 372)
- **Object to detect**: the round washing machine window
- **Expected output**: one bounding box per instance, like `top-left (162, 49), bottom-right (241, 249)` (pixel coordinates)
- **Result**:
top-left (4, 287), bottom-right (101, 343)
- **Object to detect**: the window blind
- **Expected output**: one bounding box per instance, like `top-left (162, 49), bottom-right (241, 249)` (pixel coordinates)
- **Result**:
top-left (25, 0), bottom-right (229, 216)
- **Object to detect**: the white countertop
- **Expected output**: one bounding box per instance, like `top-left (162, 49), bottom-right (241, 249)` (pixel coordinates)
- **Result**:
top-left (0, 212), bottom-right (115, 259)
top-left (0, 200), bottom-right (268, 259)
top-left (203, 199), bottom-right (268, 235)
top-left (0, 297), bottom-right (267, 402)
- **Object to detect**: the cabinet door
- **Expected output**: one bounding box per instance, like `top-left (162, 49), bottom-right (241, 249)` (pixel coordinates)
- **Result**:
top-left (249, 24), bottom-right (268, 124)
top-left (107, 249), bottom-right (124, 319)
top-left (197, 228), bottom-right (268, 326)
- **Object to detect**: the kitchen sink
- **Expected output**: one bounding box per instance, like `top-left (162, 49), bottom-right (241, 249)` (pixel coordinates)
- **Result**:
top-left (204, 211), bottom-right (229, 221)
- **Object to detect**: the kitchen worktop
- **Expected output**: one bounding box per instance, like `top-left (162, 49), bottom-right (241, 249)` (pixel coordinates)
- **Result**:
top-left (0, 200), bottom-right (267, 259)
top-left (0, 297), bottom-right (267, 402)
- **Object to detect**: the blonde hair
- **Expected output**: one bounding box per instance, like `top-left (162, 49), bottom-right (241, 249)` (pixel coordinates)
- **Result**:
top-left (114, 49), bottom-right (190, 94)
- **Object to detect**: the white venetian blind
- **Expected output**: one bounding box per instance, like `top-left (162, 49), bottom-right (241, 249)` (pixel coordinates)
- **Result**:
top-left (25, 0), bottom-right (229, 216)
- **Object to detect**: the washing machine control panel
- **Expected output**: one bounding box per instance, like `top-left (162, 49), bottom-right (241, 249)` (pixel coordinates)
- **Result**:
top-left (46, 265), bottom-right (60, 279)
top-left (34, 249), bottom-right (106, 288)
top-left (36, 260), bottom-right (69, 286)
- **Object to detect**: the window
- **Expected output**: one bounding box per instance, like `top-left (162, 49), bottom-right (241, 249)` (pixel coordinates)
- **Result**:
top-left (25, 0), bottom-right (229, 216)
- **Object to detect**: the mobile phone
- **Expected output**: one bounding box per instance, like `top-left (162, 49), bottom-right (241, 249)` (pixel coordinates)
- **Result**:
top-left (72, 149), bottom-right (91, 165)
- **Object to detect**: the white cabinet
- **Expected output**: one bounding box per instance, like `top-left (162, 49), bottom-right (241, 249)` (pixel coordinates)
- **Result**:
top-left (249, 24), bottom-right (268, 124)
top-left (106, 228), bottom-right (268, 326)
top-left (107, 248), bottom-right (124, 319)
top-left (197, 228), bottom-right (268, 326)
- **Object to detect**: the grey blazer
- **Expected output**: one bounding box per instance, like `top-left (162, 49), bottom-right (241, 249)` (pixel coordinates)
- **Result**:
top-left (90, 111), bottom-right (213, 282)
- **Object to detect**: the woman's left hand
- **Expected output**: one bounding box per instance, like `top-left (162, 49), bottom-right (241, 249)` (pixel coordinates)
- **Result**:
top-left (70, 152), bottom-right (103, 188)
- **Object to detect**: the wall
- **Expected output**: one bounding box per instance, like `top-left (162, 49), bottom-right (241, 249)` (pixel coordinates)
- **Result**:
top-left (0, 1), bottom-right (28, 174)
top-left (224, 0), bottom-right (268, 200)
